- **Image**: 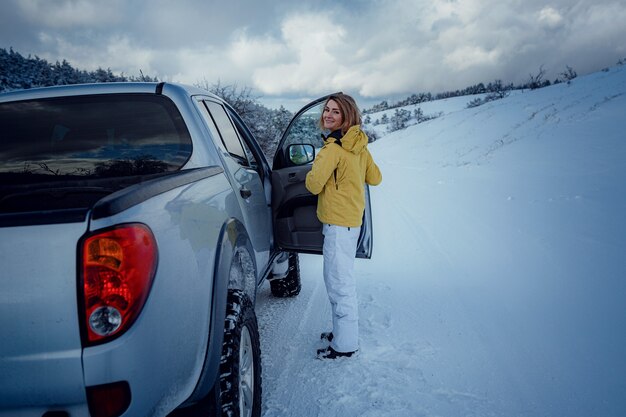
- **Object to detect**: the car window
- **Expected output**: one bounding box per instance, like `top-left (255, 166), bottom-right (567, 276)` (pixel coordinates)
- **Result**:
top-left (226, 111), bottom-right (259, 167)
top-left (203, 100), bottom-right (247, 164)
top-left (282, 102), bottom-right (325, 152)
top-left (273, 101), bottom-right (327, 169)
top-left (0, 94), bottom-right (192, 178)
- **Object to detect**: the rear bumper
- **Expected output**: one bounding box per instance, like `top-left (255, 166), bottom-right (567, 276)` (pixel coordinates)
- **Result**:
top-left (0, 404), bottom-right (90, 417)
top-left (0, 350), bottom-right (88, 416)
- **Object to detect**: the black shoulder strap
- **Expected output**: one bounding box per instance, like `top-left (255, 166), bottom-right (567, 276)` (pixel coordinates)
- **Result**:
top-left (327, 130), bottom-right (343, 148)
top-left (324, 130), bottom-right (343, 188)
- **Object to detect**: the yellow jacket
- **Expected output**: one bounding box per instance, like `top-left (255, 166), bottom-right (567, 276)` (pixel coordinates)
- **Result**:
top-left (305, 125), bottom-right (382, 227)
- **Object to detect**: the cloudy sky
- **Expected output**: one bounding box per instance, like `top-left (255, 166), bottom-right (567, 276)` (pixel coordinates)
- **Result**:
top-left (1, 0), bottom-right (625, 109)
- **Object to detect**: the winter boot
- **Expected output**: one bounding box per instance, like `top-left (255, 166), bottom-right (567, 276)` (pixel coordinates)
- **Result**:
top-left (316, 346), bottom-right (356, 360)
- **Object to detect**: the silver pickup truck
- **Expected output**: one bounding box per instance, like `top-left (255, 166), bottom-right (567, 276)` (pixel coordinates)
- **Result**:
top-left (0, 82), bottom-right (372, 417)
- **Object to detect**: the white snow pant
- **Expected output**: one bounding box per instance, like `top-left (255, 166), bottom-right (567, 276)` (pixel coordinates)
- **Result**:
top-left (322, 223), bottom-right (361, 353)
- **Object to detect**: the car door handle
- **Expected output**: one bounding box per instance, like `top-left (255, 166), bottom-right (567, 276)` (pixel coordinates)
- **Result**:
top-left (288, 173), bottom-right (298, 182)
top-left (240, 187), bottom-right (252, 199)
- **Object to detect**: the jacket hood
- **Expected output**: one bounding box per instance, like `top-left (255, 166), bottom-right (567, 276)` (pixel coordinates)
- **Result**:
top-left (325, 125), bottom-right (368, 154)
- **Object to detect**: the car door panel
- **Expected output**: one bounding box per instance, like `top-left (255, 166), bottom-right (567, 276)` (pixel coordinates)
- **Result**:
top-left (196, 98), bottom-right (272, 270)
top-left (271, 165), bottom-right (322, 254)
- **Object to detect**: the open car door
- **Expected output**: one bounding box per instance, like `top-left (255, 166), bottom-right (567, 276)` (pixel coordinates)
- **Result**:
top-left (271, 94), bottom-right (373, 258)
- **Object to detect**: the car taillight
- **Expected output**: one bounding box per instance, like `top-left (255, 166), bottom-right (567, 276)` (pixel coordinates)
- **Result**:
top-left (80, 224), bottom-right (157, 345)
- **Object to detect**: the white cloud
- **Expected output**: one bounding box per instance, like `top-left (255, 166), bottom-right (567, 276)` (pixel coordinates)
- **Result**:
top-left (169, 0), bottom-right (622, 98)
top-left (538, 6), bottom-right (564, 28)
top-left (5, 0), bottom-right (626, 103)
top-left (444, 46), bottom-right (501, 70)
top-left (37, 33), bottom-right (154, 77)
top-left (104, 37), bottom-right (156, 77)
top-left (234, 2), bottom-right (507, 96)
top-left (166, 46), bottom-right (234, 85)
top-left (229, 30), bottom-right (288, 69)
top-left (250, 13), bottom-right (349, 94)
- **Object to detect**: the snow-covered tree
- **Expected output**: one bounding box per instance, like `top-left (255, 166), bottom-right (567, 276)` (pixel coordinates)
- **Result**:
top-left (388, 109), bottom-right (411, 132)
top-left (195, 79), bottom-right (294, 158)
top-left (414, 108), bottom-right (424, 122)
top-left (557, 66), bottom-right (577, 84)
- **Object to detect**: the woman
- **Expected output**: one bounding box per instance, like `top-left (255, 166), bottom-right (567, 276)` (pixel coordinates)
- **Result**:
top-left (305, 93), bottom-right (382, 359)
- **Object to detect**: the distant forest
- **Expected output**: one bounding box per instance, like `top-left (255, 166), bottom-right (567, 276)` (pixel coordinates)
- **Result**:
top-left (0, 47), bottom-right (158, 91)
top-left (363, 64), bottom-right (584, 115)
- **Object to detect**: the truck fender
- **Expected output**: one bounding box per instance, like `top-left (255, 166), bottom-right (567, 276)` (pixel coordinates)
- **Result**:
top-left (183, 217), bottom-right (257, 405)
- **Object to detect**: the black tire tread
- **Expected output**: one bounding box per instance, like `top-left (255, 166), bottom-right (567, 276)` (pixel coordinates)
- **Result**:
top-left (219, 289), bottom-right (262, 417)
top-left (269, 252), bottom-right (301, 298)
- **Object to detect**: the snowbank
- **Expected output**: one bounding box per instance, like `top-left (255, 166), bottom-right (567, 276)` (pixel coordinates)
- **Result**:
top-left (256, 65), bottom-right (626, 417)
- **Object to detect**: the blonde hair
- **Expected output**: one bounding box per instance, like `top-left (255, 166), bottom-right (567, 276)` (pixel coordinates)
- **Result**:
top-left (319, 93), bottom-right (362, 135)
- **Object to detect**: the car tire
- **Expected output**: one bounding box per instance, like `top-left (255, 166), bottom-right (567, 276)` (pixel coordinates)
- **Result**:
top-left (269, 252), bottom-right (301, 297)
top-left (219, 289), bottom-right (262, 417)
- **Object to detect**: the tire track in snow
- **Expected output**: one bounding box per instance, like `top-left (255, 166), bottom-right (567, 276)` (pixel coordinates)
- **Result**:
top-left (256, 255), bottom-right (333, 416)
top-left (257, 254), bottom-right (434, 416)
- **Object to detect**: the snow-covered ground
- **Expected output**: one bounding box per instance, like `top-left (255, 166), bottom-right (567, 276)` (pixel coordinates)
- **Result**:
top-left (255, 65), bottom-right (626, 417)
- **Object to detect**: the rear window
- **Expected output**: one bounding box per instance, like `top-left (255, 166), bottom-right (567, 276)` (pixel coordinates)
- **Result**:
top-left (0, 93), bottom-right (192, 178)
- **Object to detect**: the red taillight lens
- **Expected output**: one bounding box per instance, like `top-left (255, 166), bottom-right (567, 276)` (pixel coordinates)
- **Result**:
top-left (80, 224), bottom-right (157, 345)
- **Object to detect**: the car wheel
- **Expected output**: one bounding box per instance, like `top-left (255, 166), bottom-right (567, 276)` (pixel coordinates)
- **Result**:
top-left (219, 289), bottom-right (262, 417)
top-left (269, 252), bottom-right (301, 297)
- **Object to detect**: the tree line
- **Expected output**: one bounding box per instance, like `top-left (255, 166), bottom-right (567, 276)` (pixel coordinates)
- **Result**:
top-left (362, 65), bottom-right (583, 116)
top-left (0, 47), bottom-right (157, 91)
top-left (362, 59), bottom-right (623, 133)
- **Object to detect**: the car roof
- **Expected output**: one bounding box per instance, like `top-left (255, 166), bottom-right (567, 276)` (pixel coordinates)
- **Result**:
top-left (0, 82), bottom-right (221, 103)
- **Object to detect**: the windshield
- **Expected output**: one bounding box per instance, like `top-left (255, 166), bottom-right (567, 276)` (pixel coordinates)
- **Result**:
top-left (0, 93), bottom-right (192, 180)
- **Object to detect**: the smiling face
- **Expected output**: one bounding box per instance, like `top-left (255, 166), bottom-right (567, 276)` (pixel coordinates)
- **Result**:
top-left (322, 99), bottom-right (343, 132)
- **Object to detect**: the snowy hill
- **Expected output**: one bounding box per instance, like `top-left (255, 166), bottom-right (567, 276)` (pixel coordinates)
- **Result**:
top-left (255, 65), bottom-right (626, 417)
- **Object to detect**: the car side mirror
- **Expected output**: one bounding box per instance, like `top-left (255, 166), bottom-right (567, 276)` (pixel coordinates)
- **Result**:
top-left (287, 144), bottom-right (315, 165)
